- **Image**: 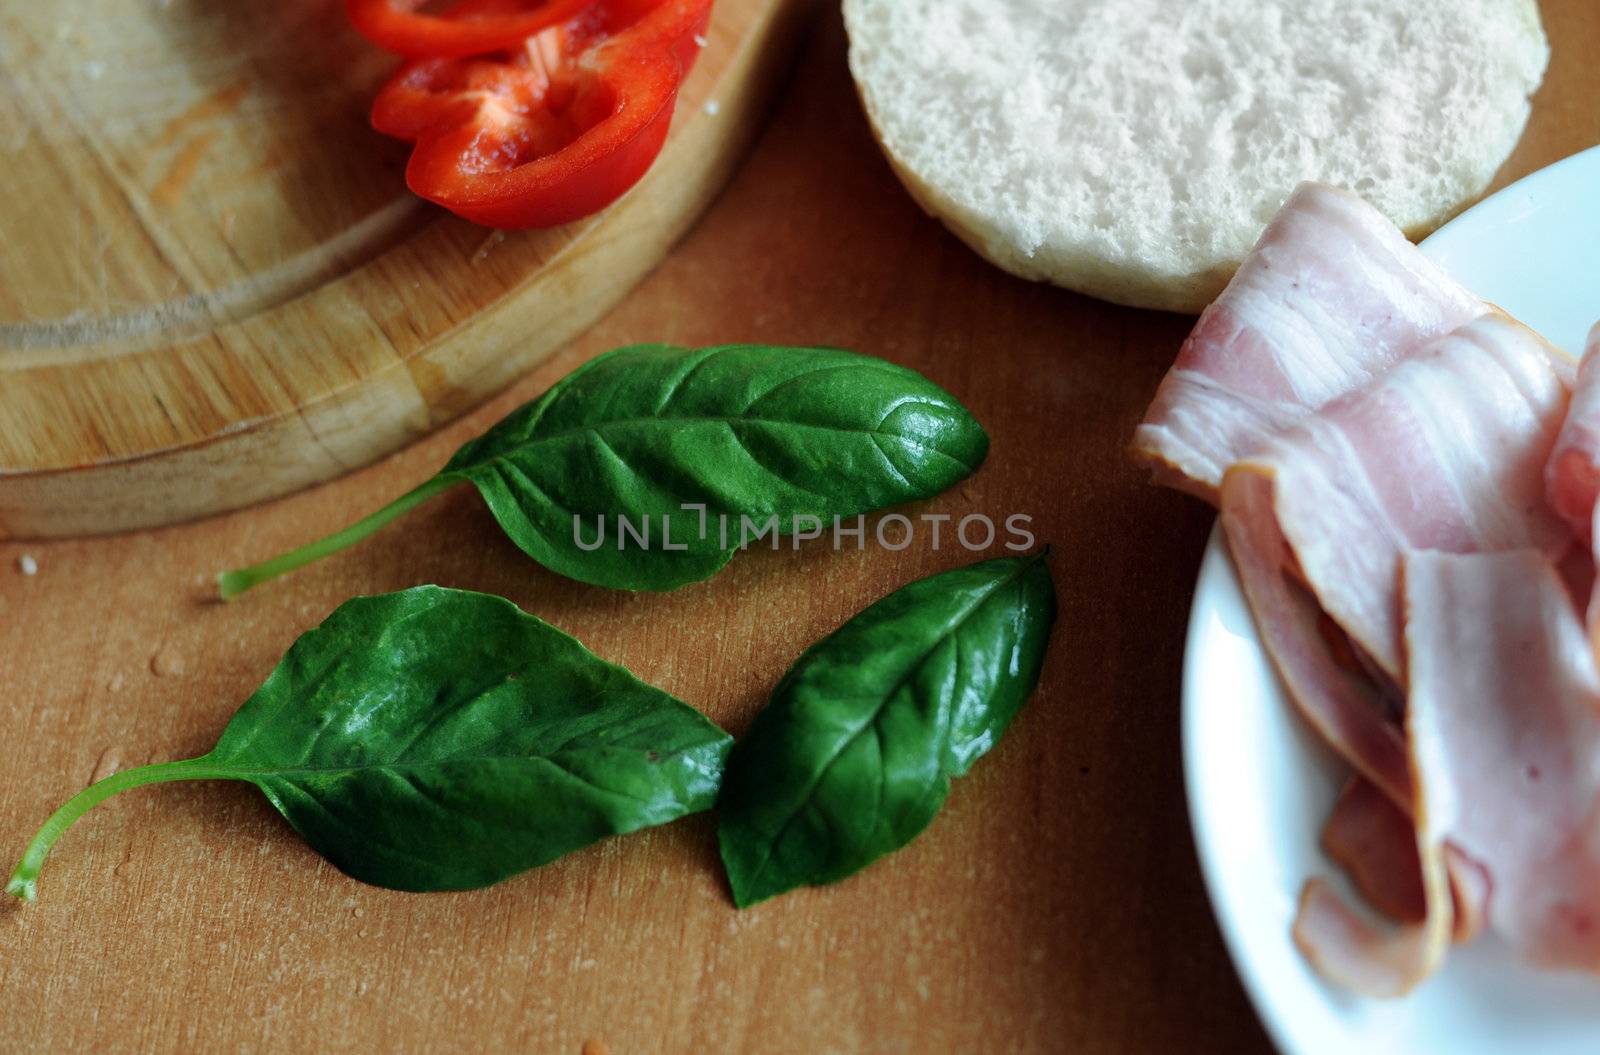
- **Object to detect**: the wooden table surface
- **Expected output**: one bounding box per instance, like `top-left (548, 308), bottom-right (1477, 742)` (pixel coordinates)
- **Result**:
top-left (4, 3), bottom-right (1597, 1051)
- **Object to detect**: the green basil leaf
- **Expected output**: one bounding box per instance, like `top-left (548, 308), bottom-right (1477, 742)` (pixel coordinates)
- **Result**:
top-left (7, 586), bottom-right (731, 901)
top-left (220, 344), bottom-right (988, 597)
top-left (717, 553), bottom-right (1056, 908)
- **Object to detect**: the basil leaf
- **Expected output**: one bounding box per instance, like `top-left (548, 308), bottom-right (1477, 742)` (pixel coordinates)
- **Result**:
top-left (717, 553), bottom-right (1056, 907)
top-left (220, 344), bottom-right (988, 597)
top-left (7, 586), bottom-right (730, 901)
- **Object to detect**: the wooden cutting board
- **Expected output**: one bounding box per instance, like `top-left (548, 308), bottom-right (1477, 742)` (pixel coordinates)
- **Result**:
top-left (0, 0), bottom-right (809, 539)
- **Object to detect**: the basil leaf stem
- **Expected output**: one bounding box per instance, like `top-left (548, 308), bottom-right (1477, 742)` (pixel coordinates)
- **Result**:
top-left (7, 759), bottom-right (229, 901)
top-left (219, 345), bottom-right (987, 597)
top-left (9, 586), bottom-right (731, 901)
top-left (218, 477), bottom-right (457, 599)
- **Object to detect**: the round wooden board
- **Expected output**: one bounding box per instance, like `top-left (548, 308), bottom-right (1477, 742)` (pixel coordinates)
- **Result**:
top-left (0, 0), bottom-right (810, 539)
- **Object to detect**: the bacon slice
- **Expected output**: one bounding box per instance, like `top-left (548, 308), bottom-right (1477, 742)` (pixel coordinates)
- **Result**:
top-left (1292, 867), bottom-right (1453, 998)
top-left (1406, 549), bottom-right (1600, 972)
top-left (1321, 777), bottom-right (1425, 924)
top-left (1293, 799), bottom-right (1494, 997)
top-left (1320, 778), bottom-right (1490, 943)
top-left (1222, 475), bottom-right (1412, 804)
top-left (1221, 315), bottom-right (1574, 808)
top-left (1128, 184), bottom-right (1597, 992)
top-left (1132, 182), bottom-right (1483, 503)
top-left (1546, 322), bottom-right (1600, 539)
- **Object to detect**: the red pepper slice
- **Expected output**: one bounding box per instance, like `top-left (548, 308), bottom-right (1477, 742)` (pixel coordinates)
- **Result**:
top-left (370, 0), bottom-right (710, 228)
top-left (346, 0), bottom-right (596, 59)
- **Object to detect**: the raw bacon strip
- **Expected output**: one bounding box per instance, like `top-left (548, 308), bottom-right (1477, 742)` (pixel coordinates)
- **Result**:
top-left (1133, 182), bottom-right (1483, 503)
top-left (1294, 683), bottom-right (1456, 998)
top-left (1321, 778), bottom-right (1490, 943)
top-left (1546, 322), bottom-right (1600, 538)
top-left (1293, 866), bottom-right (1453, 998)
top-left (1406, 549), bottom-right (1600, 972)
top-left (1321, 778), bottom-right (1425, 924)
top-left (1292, 843), bottom-right (1487, 995)
top-left (1221, 315), bottom-right (1574, 807)
top-left (1221, 476), bottom-right (1412, 805)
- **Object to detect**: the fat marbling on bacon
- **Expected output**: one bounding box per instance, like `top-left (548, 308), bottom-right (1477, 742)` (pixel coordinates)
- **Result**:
top-left (1221, 314), bottom-right (1575, 816)
top-left (1132, 182), bottom-right (1483, 504)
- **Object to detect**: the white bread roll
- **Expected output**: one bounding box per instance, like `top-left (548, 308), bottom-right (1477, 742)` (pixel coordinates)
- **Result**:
top-left (843, 0), bottom-right (1548, 313)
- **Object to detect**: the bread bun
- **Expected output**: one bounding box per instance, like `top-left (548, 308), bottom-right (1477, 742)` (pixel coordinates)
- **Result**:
top-left (843, 0), bottom-right (1548, 313)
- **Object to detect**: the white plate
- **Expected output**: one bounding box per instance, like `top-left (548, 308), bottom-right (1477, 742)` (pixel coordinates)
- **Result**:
top-left (1182, 146), bottom-right (1600, 1055)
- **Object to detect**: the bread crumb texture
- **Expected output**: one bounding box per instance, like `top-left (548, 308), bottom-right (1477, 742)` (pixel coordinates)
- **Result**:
top-left (843, 0), bottom-right (1548, 312)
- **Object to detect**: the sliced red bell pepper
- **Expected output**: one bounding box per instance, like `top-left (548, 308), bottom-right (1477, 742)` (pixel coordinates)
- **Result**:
top-left (369, 0), bottom-right (710, 229)
top-left (345, 0), bottom-right (596, 60)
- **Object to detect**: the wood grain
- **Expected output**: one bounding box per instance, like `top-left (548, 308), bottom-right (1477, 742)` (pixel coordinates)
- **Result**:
top-left (0, 0), bottom-right (810, 538)
top-left (3, 2), bottom-right (1597, 1052)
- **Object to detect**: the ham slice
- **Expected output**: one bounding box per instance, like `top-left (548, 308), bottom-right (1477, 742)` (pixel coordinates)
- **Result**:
top-left (1546, 322), bottom-right (1600, 539)
top-left (1406, 549), bottom-right (1600, 972)
top-left (1132, 182), bottom-right (1483, 503)
top-left (1221, 314), bottom-right (1575, 809)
